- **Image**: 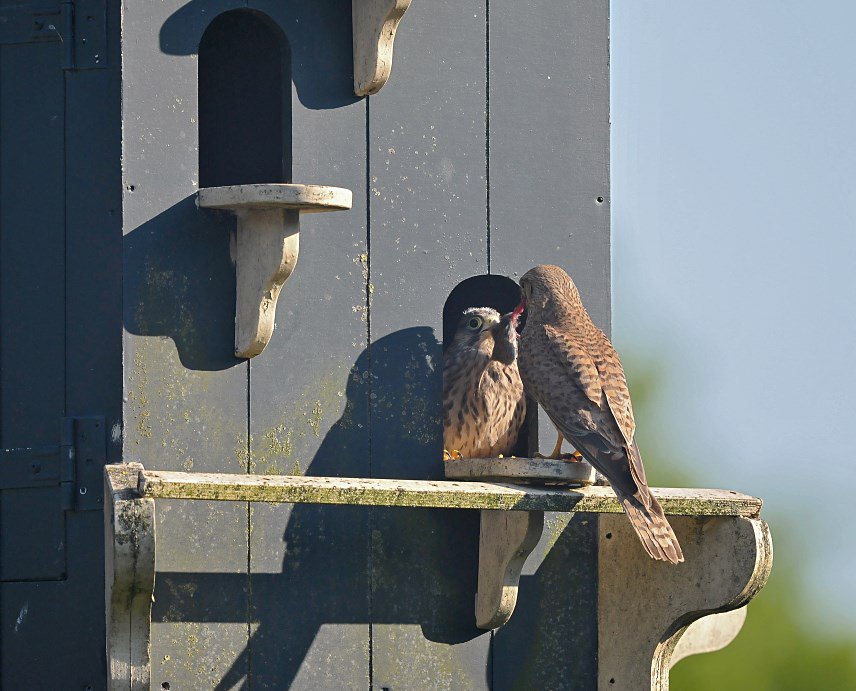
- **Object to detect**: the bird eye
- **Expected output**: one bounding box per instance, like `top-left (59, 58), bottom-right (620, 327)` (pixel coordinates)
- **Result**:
top-left (467, 317), bottom-right (483, 330)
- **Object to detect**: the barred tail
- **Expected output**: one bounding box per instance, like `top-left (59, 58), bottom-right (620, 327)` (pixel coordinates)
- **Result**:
top-left (617, 493), bottom-right (684, 564)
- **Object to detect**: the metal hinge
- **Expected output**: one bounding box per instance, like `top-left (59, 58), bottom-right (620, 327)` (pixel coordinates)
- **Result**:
top-left (0, 416), bottom-right (106, 511)
top-left (0, 0), bottom-right (107, 69)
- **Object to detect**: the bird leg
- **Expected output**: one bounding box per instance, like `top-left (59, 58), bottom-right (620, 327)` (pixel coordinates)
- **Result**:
top-left (443, 449), bottom-right (463, 461)
top-left (534, 432), bottom-right (564, 460)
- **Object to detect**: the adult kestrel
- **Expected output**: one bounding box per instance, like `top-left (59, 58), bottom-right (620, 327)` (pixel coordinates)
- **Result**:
top-left (517, 265), bottom-right (684, 564)
top-left (443, 307), bottom-right (526, 459)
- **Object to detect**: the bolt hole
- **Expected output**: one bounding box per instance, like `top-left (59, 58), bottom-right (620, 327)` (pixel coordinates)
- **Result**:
top-left (606, 532), bottom-right (612, 539)
top-left (79, 487), bottom-right (87, 495)
top-left (596, 196), bottom-right (605, 204)
top-left (127, 184), bottom-right (136, 192)
top-left (162, 683), bottom-right (171, 690)
top-left (609, 678), bottom-right (616, 684)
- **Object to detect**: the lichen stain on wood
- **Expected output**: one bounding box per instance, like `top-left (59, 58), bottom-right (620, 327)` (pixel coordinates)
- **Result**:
top-left (134, 469), bottom-right (763, 516)
top-left (247, 369), bottom-right (352, 476)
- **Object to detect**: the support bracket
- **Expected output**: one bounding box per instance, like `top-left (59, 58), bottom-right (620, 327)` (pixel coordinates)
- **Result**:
top-left (597, 514), bottom-right (773, 690)
top-left (105, 463), bottom-right (155, 691)
top-left (353, 0), bottom-right (413, 96)
top-left (476, 509), bottom-right (545, 629)
top-left (198, 183), bottom-right (352, 358)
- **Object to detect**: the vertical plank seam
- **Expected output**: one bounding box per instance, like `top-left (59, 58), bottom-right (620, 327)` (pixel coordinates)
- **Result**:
top-left (246, 361), bottom-right (253, 689)
top-left (485, 0), bottom-right (491, 276)
top-left (365, 94), bottom-right (374, 691)
top-left (485, 2), bottom-right (495, 682)
top-left (62, 65), bottom-right (70, 581)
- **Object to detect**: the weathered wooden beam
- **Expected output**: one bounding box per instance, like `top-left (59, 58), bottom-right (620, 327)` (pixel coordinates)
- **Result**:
top-left (104, 463), bottom-right (156, 691)
top-left (136, 468), bottom-right (762, 516)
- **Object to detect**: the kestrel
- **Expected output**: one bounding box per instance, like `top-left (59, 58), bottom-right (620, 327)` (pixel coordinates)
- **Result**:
top-left (517, 265), bottom-right (684, 564)
top-left (443, 307), bottom-right (526, 459)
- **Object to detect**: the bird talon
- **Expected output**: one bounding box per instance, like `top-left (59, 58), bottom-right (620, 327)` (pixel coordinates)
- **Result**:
top-left (443, 449), bottom-right (463, 461)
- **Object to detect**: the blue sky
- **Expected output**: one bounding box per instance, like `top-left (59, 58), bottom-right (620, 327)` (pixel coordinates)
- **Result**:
top-left (611, 1), bottom-right (856, 633)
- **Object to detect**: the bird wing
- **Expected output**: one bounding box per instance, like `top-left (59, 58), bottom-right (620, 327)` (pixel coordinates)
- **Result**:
top-left (532, 325), bottom-right (642, 498)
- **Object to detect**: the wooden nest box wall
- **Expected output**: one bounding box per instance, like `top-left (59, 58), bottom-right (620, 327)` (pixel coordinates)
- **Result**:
top-left (0, 1), bottom-right (771, 690)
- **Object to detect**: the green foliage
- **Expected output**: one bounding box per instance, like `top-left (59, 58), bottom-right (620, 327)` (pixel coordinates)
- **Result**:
top-left (622, 355), bottom-right (856, 689)
top-left (670, 567), bottom-right (856, 690)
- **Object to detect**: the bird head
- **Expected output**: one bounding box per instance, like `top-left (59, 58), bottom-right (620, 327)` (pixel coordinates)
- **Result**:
top-left (518, 264), bottom-right (582, 318)
top-left (451, 307), bottom-right (502, 350)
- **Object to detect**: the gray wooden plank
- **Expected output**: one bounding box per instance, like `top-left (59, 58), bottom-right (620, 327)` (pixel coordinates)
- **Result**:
top-left (0, 39), bottom-right (67, 583)
top-left (244, 1), bottom-right (371, 687)
top-left (121, 2), bottom-right (250, 688)
top-left (489, 0), bottom-right (611, 333)
top-left (367, 0), bottom-right (492, 686)
top-left (488, 2), bottom-right (611, 687)
top-left (493, 514), bottom-right (599, 690)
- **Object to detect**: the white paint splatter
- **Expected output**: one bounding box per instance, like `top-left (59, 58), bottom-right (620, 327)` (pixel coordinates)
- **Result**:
top-left (14, 602), bottom-right (28, 633)
top-left (111, 422), bottom-right (122, 443)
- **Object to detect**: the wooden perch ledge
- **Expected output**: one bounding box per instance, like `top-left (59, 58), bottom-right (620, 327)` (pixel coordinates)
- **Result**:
top-left (138, 469), bottom-right (762, 516)
top-left (105, 463), bottom-right (772, 691)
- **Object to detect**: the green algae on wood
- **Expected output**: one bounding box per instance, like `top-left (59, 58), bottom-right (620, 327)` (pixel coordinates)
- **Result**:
top-left (128, 467), bottom-right (762, 517)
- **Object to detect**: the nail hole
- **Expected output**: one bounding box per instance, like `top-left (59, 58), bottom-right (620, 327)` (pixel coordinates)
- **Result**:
top-left (162, 683), bottom-right (171, 690)
top-left (596, 196), bottom-right (605, 204)
top-left (126, 184), bottom-right (136, 192)
top-left (605, 532), bottom-right (612, 539)
top-left (609, 678), bottom-right (616, 684)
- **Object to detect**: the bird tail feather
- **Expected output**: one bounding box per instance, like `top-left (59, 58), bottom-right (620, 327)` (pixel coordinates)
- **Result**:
top-left (617, 492), bottom-right (684, 564)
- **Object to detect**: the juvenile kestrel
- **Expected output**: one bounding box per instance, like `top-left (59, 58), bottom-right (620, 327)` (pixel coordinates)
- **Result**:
top-left (517, 265), bottom-right (684, 564)
top-left (444, 307), bottom-right (526, 459)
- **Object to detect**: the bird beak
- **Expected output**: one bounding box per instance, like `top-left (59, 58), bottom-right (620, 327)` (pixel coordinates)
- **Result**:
top-left (511, 299), bottom-right (525, 326)
top-left (482, 313), bottom-right (501, 330)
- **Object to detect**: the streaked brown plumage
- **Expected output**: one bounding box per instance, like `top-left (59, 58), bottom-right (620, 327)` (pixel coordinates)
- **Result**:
top-left (517, 265), bottom-right (684, 564)
top-left (443, 307), bottom-right (526, 458)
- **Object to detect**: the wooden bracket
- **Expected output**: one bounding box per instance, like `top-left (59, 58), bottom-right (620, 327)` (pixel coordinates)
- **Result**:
top-left (353, 0), bottom-right (413, 96)
top-left (476, 510), bottom-right (545, 629)
top-left (597, 514), bottom-right (773, 690)
top-left (197, 184), bottom-right (352, 358)
top-left (670, 606), bottom-right (748, 668)
top-left (105, 463), bottom-right (156, 691)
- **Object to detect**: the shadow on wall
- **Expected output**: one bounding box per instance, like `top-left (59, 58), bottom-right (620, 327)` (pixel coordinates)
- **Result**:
top-left (123, 196), bottom-right (240, 372)
top-left (152, 328), bottom-right (487, 689)
top-left (159, 0), bottom-right (359, 110)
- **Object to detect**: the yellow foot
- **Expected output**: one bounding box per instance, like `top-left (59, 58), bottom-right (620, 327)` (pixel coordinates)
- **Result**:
top-left (443, 449), bottom-right (463, 460)
top-left (561, 451), bottom-right (584, 462)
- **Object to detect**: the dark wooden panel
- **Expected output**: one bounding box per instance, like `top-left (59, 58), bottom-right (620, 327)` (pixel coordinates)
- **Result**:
top-left (368, 0), bottom-right (492, 686)
top-left (0, 41), bottom-right (65, 445)
top-left (0, 39), bottom-right (67, 581)
top-left (2, 512), bottom-right (107, 687)
top-left (121, 2), bottom-right (250, 687)
top-left (246, 1), bottom-right (371, 687)
top-left (489, 2), bottom-right (610, 686)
